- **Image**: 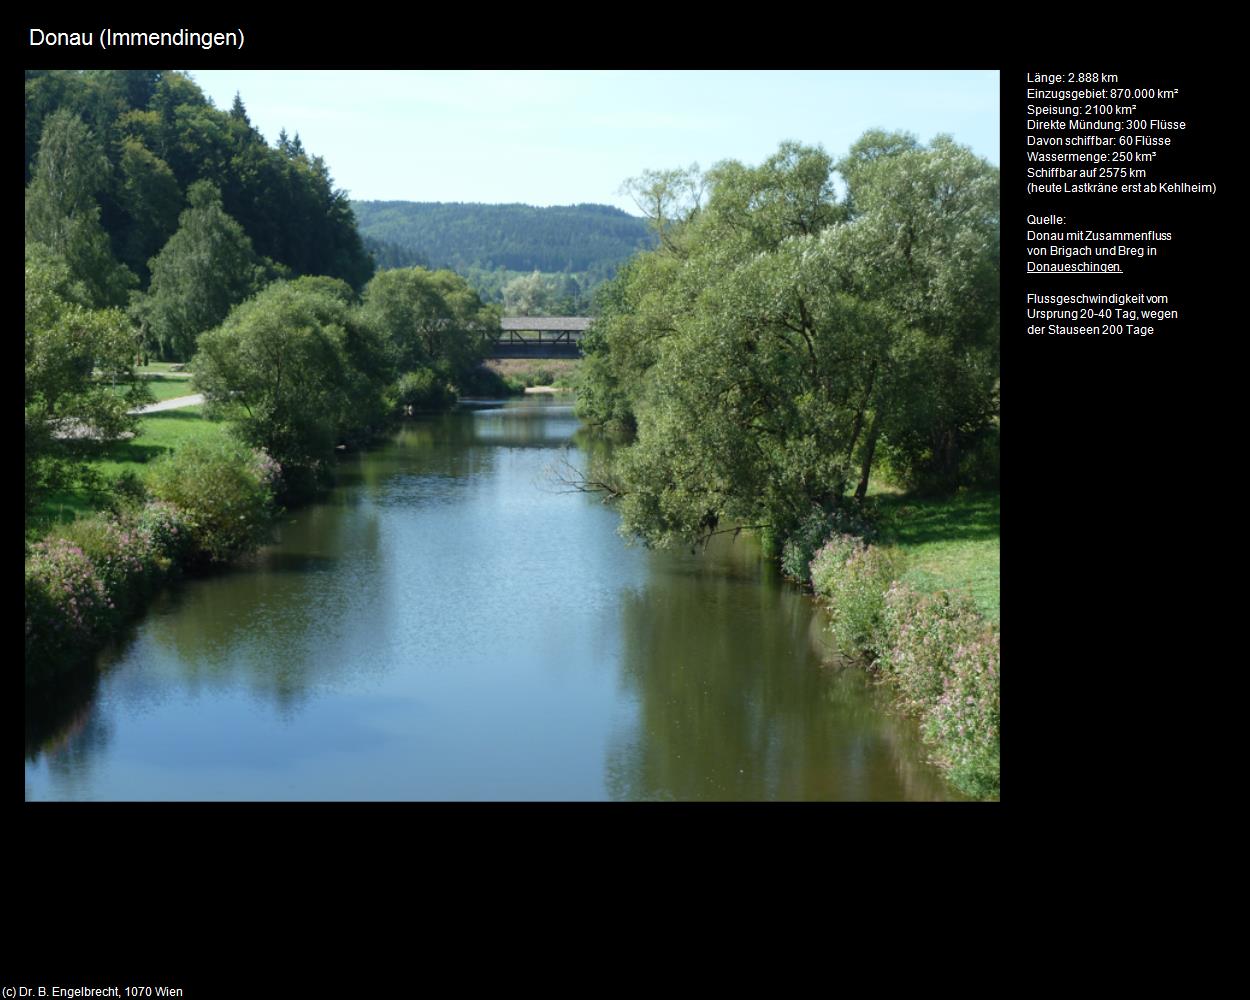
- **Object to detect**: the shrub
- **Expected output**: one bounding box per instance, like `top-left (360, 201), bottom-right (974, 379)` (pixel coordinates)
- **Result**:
top-left (394, 367), bottom-right (456, 413)
top-left (146, 439), bottom-right (274, 562)
top-left (130, 499), bottom-right (194, 568)
top-left (457, 366), bottom-right (512, 397)
top-left (810, 534), bottom-right (896, 656)
top-left (57, 515), bottom-right (150, 616)
top-left (878, 582), bottom-right (1000, 798)
top-left (25, 538), bottom-right (114, 682)
top-left (781, 507), bottom-right (833, 583)
top-left (781, 503), bottom-right (881, 585)
top-left (112, 469), bottom-right (149, 505)
top-left (808, 532), bottom-right (858, 596)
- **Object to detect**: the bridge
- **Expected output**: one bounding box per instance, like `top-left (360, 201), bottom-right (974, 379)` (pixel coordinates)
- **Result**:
top-left (490, 317), bottom-right (592, 359)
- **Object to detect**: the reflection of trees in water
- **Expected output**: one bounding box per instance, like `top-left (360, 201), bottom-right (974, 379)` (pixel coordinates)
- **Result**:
top-left (344, 405), bottom-right (582, 504)
top-left (468, 403), bottom-right (581, 450)
top-left (25, 666), bottom-right (107, 764)
top-left (604, 537), bottom-right (961, 801)
top-left (145, 500), bottom-right (386, 714)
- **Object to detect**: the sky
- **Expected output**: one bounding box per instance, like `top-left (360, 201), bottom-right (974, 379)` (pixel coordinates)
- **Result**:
top-left (186, 70), bottom-right (1000, 212)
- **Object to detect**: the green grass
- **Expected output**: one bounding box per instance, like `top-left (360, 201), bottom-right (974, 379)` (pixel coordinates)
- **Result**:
top-left (874, 490), bottom-right (1000, 622)
top-left (135, 361), bottom-right (190, 376)
top-left (30, 407), bottom-right (231, 535)
top-left (106, 374), bottom-right (198, 404)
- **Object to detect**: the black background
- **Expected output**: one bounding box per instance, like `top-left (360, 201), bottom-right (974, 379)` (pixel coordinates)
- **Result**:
top-left (19, 15), bottom-right (1221, 978)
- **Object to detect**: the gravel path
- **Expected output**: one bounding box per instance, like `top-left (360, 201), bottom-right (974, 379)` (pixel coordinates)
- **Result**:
top-left (128, 393), bottom-right (205, 415)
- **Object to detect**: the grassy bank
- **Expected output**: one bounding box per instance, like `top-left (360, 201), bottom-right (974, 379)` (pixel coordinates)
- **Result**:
top-left (875, 491), bottom-right (999, 623)
top-left (29, 407), bottom-right (230, 537)
top-left (790, 488), bottom-right (1000, 799)
top-left (107, 374), bottom-right (198, 404)
top-left (25, 430), bottom-right (278, 687)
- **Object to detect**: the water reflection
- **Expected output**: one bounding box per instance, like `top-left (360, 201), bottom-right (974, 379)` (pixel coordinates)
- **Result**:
top-left (604, 535), bottom-right (962, 800)
top-left (25, 397), bottom-right (964, 801)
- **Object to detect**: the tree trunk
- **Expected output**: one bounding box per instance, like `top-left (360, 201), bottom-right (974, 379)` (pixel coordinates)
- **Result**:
top-left (855, 413), bottom-right (882, 500)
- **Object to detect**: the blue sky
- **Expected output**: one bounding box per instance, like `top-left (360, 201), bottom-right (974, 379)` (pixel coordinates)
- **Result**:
top-left (186, 70), bottom-right (1000, 212)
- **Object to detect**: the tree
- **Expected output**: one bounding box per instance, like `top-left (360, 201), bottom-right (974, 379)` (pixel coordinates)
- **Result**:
top-left (25, 243), bottom-right (145, 524)
top-left (502, 270), bottom-right (556, 316)
top-left (229, 91), bottom-right (250, 125)
top-left (193, 279), bottom-right (392, 491)
top-left (24, 109), bottom-right (135, 307)
top-left (140, 180), bottom-right (265, 359)
top-left (360, 267), bottom-right (500, 387)
top-left (832, 132), bottom-right (1000, 493)
top-left (577, 135), bottom-right (999, 548)
top-left (114, 138), bottom-right (182, 282)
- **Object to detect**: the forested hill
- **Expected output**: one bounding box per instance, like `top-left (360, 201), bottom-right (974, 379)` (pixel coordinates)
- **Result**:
top-left (352, 201), bottom-right (654, 276)
top-left (25, 70), bottom-right (373, 297)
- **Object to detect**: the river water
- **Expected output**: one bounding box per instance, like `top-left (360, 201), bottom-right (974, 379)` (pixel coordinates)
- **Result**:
top-left (24, 397), bottom-right (964, 801)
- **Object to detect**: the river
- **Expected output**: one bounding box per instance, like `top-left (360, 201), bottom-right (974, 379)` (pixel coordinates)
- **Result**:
top-left (24, 397), bottom-right (965, 801)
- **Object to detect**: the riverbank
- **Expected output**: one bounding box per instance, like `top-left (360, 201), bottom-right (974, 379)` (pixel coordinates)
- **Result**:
top-left (792, 490), bottom-right (1000, 799)
top-left (28, 406), bottom-right (231, 537)
top-left (25, 433), bottom-right (278, 687)
top-left (486, 358), bottom-right (580, 394)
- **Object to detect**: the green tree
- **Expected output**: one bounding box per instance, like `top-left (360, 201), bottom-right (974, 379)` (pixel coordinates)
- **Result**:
top-left (25, 243), bottom-right (145, 524)
top-left (502, 270), bottom-right (556, 316)
top-left (360, 267), bottom-right (500, 388)
top-left (193, 278), bottom-right (392, 490)
top-left (140, 180), bottom-right (266, 360)
top-left (832, 132), bottom-right (1000, 493)
top-left (24, 109), bottom-right (135, 307)
top-left (577, 135), bottom-right (999, 548)
top-left (114, 138), bottom-right (182, 283)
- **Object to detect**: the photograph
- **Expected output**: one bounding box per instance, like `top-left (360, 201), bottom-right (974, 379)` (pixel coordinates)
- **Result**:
top-left (23, 67), bottom-right (1001, 803)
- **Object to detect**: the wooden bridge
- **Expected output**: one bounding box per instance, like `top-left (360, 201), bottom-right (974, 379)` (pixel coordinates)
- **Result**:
top-left (490, 317), bottom-right (591, 359)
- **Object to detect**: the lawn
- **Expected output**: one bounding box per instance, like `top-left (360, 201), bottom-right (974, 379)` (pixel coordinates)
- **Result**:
top-left (106, 374), bottom-right (199, 404)
top-left (875, 490), bottom-right (1000, 622)
top-left (30, 407), bottom-right (231, 535)
top-left (135, 361), bottom-right (191, 376)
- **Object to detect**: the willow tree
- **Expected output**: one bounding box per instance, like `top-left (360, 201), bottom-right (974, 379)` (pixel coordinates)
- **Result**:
top-left (833, 132), bottom-right (1000, 493)
top-left (193, 278), bottom-right (392, 493)
top-left (360, 267), bottom-right (500, 389)
top-left (577, 135), bottom-right (999, 549)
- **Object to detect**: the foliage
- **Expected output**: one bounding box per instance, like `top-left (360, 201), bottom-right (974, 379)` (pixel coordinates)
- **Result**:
top-left (56, 514), bottom-right (151, 613)
top-left (809, 535), bottom-right (897, 656)
top-left (457, 366), bottom-right (515, 397)
top-left (24, 109), bottom-right (136, 307)
top-left (360, 267), bottom-right (500, 388)
top-left (194, 278), bottom-right (393, 485)
top-left (145, 439), bottom-right (274, 562)
top-left (780, 502), bottom-right (879, 582)
top-left (114, 137), bottom-right (182, 283)
top-left (393, 368), bottom-right (456, 413)
top-left (25, 242), bottom-right (146, 526)
top-left (136, 181), bottom-right (267, 360)
top-left (834, 132), bottom-right (1000, 493)
top-left (353, 200), bottom-right (652, 275)
top-left (877, 583), bottom-right (999, 798)
top-left (25, 538), bottom-right (114, 682)
top-left (25, 498), bottom-right (196, 684)
top-left (25, 70), bottom-right (374, 299)
top-left (578, 136), bottom-right (999, 548)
